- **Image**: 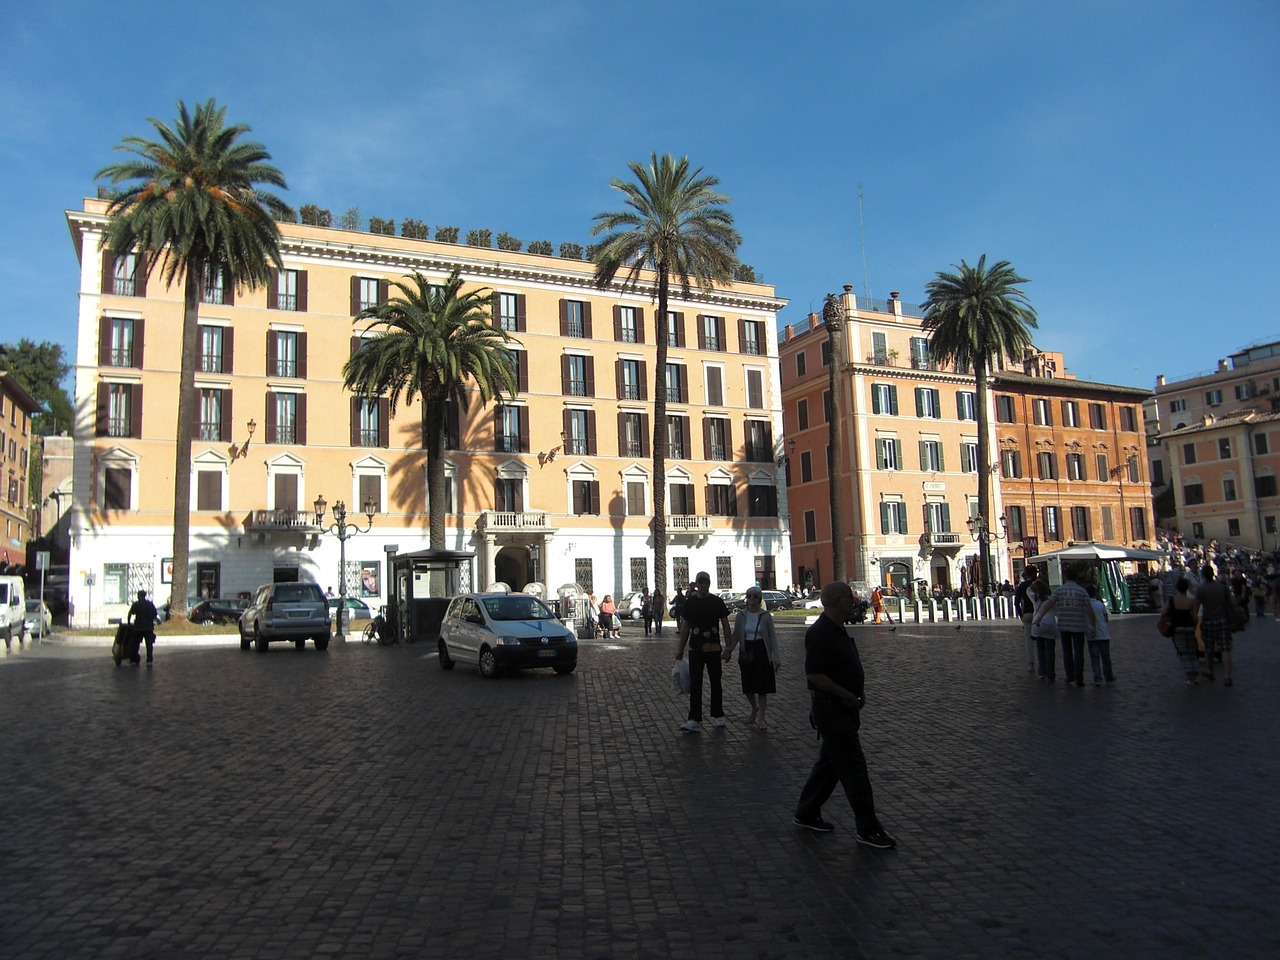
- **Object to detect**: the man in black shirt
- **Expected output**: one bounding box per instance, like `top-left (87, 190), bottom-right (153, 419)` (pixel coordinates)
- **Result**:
top-left (127, 590), bottom-right (159, 665)
top-left (793, 581), bottom-right (897, 849)
top-left (674, 572), bottom-right (732, 733)
top-left (1014, 565), bottom-right (1038, 672)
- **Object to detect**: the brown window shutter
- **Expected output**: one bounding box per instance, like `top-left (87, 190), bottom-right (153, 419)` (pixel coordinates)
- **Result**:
top-left (698, 316), bottom-right (707, 350)
top-left (582, 301), bottom-right (593, 340)
top-left (702, 420), bottom-right (711, 460)
top-left (134, 255), bottom-right (147, 298)
top-left (101, 252), bottom-right (116, 296)
top-left (516, 294), bottom-right (526, 332)
top-left (221, 391), bottom-right (233, 443)
top-left (679, 366), bottom-right (688, 403)
top-left (222, 326), bottom-right (234, 375)
top-left (297, 332), bottom-right (308, 379)
top-left (560, 355), bottom-right (570, 395)
top-left (267, 270), bottom-right (278, 309)
top-left (638, 360), bottom-right (647, 400)
top-left (681, 417), bottom-right (691, 457)
top-left (98, 319), bottom-right (111, 367)
top-left (635, 307), bottom-right (645, 344)
top-left (265, 392), bottom-right (278, 443)
top-left (590, 482), bottom-right (600, 515)
top-left (673, 312), bottom-right (685, 347)
top-left (586, 410), bottom-right (597, 455)
top-left (350, 398), bottom-right (361, 446)
top-left (447, 401), bottom-right (460, 450)
top-left (562, 409), bottom-right (571, 451)
top-left (266, 331), bottom-right (278, 375)
top-left (516, 352), bottom-right (527, 393)
top-left (296, 394), bottom-right (307, 446)
top-left (559, 299), bottom-right (569, 337)
top-left (95, 383), bottom-right (109, 436)
top-left (725, 420), bottom-right (734, 460)
top-left (222, 268), bottom-right (234, 306)
top-left (613, 305), bottom-right (623, 342)
top-left (130, 384), bottom-right (143, 437)
top-left (350, 276), bottom-right (361, 315)
top-left (133, 318), bottom-right (145, 368)
top-left (378, 279), bottom-right (390, 304)
top-left (716, 316), bottom-right (725, 350)
top-left (584, 357), bottom-right (595, 397)
top-left (379, 398), bottom-right (390, 448)
top-left (641, 413), bottom-right (650, 457)
top-left (493, 406), bottom-right (503, 452)
top-left (518, 407), bottom-right (528, 453)
top-left (296, 271), bottom-right (308, 312)
top-left (704, 485), bottom-right (713, 513)
top-left (617, 411), bottom-right (627, 457)
top-left (738, 318), bottom-right (747, 353)
top-left (615, 359), bottom-right (624, 398)
top-left (350, 336), bottom-right (362, 357)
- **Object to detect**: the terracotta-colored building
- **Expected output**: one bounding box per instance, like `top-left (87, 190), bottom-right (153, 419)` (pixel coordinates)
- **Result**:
top-left (0, 369), bottom-right (40, 564)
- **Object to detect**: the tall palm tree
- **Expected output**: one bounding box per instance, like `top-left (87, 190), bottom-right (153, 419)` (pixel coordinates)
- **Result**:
top-left (342, 270), bottom-right (517, 551)
top-left (591, 153), bottom-right (740, 598)
top-left (921, 255), bottom-right (1038, 593)
top-left (96, 99), bottom-right (290, 620)
top-left (821, 293), bottom-right (848, 581)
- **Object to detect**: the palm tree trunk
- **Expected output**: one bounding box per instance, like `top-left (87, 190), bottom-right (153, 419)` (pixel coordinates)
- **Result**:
top-left (424, 400), bottom-right (447, 551)
top-left (825, 304), bottom-right (847, 582)
top-left (975, 365), bottom-right (993, 593)
top-left (651, 269), bottom-right (670, 597)
top-left (169, 261), bottom-right (204, 620)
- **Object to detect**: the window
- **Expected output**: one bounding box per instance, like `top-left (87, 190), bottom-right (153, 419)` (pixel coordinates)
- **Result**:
top-left (871, 383), bottom-right (898, 415)
top-left (1152, 460), bottom-right (1165, 485)
top-left (797, 399), bottom-right (809, 431)
top-left (195, 468), bottom-right (222, 511)
top-left (666, 311), bottom-right (684, 348)
top-left (919, 439), bottom-right (943, 472)
top-left (715, 557), bottom-right (733, 591)
top-left (1066, 453), bottom-right (1085, 481)
top-left (574, 558), bottom-right (594, 594)
top-left (956, 391), bottom-right (976, 421)
top-left (199, 325), bottom-right (225, 374)
top-left (202, 264), bottom-right (231, 305)
top-left (1227, 518), bottom-right (1241, 537)
top-left (572, 480), bottom-right (601, 516)
top-left (565, 409), bottom-right (594, 456)
top-left (754, 555), bottom-right (777, 591)
top-left (272, 469), bottom-right (299, 511)
top-left (924, 501), bottom-right (951, 533)
top-left (97, 383), bottom-right (139, 438)
top-left (616, 305), bottom-right (640, 343)
top-left (1101, 505), bottom-right (1114, 541)
top-left (103, 562), bottom-right (130, 604)
top-left (272, 269), bottom-right (305, 311)
top-left (1257, 475), bottom-right (1277, 497)
top-left (355, 277), bottom-right (383, 312)
top-left (800, 450), bottom-right (813, 482)
top-left (1037, 451), bottom-right (1058, 480)
top-left (795, 352), bottom-right (806, 377)
top-left (804, 510), bottom-right (816, 542)
top-left (198, 389), bottom-right (224, 442)
top-left (879, 500), bottom-right (908, 534)
top-left (561, 300), bottom-right (589, 339)
top-left (619, 412), bottom-right (647, 458)
top-left (875, 437), bottom-right (901, 471)
top-left (631, 558), bottom-right (649, 592)
top-left (740, 320), bottom-right (763, 356)
top-left (1095, 453), bottom-right (1109, 482)
top-left (669, 483), bottom-right (696, 515)
top-left (704, 418), bottom-right (730, 461)
top-left (1256, 433), bottom-right (1270, 455)
top-left (1169, 398), bottom-right (1187, 413)
top-left (1061, 400), bottom-right (1080, 427)
top-left (1127, 457), bottom-right (1139, 483)
top-left (996, 396), bottom-right (1016, 423)
top-left (1183, 442), bottom-right (1197, 465)
top-left (704, 365), bottom-right (724, 406)
top-left (1006, 505), bottom-right (1025, 541)
top-left (354, 398), bottom-right (385, 447)
top-left (1088, 403), bottom-right (1107, 429)
top-left (108, 252), bottom-right (141, 297)
top-left (665, 364), bottom-right (686, 403)
top-left (626, 481), bottom-right (646, 515)
top-left (1192, 522), bottom-right (1204, 539)
top-left (618, 359), bottom-right (645, 401)
top-left (666, 415), bottom-right (689, 459)
top-left (1070, 506), bottom-right (1090, 540)
top-left (270, 392), bottom-right (299, 444)
top-left (271, 330), bottom-right (301, 378)
top-left (909, 337), bottom-right (930, 370)
top-left (1218, 438), bottom-right (1232, 459)
top-left (1119, 407), bottom-right (1138, 431)
top-left (563, 355), bottom-right (592, 397)
top-left (498, 292), bottom-right (524, 333)
top-left (495, 405), bottom-right (526, 453)
top-left (495, 477), bottom-right (522, 512)
top-left (106, 317), bottom-right (136, 367)
top-left (1042, 506), bottom-right (1061, 541)
top-left (1183, 483), bottom-right (1204, 505)
top-left (820, 340), bottom-right (831, 366)
top-left (745, 420), bottom-right (773, 462)
top-left (698, 314), bottom-right (724, 351)
top-left (706, 484), bottom-right (737, 516)
top-left (672, 557), bottom-right (689, 588)
top-left (1223, 478), bottom-right (1237, 502)
top-left (915, 387), bottom-right (941, 419)
top-left (1205, 389), bottom-right (1223, 407)
top-left (747, 484), bottom-right (777, 517)
top-left (1033, 398), bottom-right (1053, 426)
top-left (871, 331), bottom-right (888, 364)
top-left (1001, 449), bottom-right (1022, 478)
top-left (104, 466), bottom-right (131, 510)
top-left (1269, 516), bottom-right (1278, 534)
top-left (745, 369), bottom-right (765, 409)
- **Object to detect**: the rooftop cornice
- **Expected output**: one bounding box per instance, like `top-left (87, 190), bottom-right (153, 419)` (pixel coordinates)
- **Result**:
top-left (990, 371), bottom-right (1153, 400)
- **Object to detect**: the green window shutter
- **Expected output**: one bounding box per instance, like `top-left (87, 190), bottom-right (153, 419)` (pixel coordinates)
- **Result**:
top-left (919, 440), bottom-right (928, 470)
top-left (915, 388), bottom-right (924, 418)
top-left (880, 502), bottom-right (890, 534)
top-left (889, 386), bottom-right (898, 415)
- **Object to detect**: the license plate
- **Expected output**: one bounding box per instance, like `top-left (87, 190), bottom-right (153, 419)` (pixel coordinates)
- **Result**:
top-left (538, 649), bottom-right (556, 658)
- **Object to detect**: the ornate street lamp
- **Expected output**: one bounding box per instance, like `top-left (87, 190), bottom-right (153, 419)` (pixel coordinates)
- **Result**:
top-left (966, 513), bottom-right (1008, 593)
top-left (314, 494), bottom-right (377, 640)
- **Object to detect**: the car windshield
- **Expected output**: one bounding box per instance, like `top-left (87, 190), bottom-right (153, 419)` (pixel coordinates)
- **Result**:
top-left (26, 599), bottom-right (41, 612)
top-left (273, 584), bottom-right (324, 604)
top-left (482, 596), bottom-right (554, 621)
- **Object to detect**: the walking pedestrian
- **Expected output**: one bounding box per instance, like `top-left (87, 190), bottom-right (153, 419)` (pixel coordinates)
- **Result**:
top-left (1085, 586), bottom-right (1115, 685)
top-left (640, 588), bottom-right (653, 636)
top-left (127, 590), bottom-right (159, 666)
top-left (1014, 566), bottom-right (1038, 672)
top-left (793, 581), bottom-right (897, 848)
top-left (651, 587), bottom-right (665, 635)
top-left (1164, 577), bottom-right (1200, 684)
top-left (1195, 566), bottom-right (1234, 686)
top-left (674, 572), bottom-right (732, 733)
top-left (727, 587), bottom-right (780, 731)
top-left (1032, 566), bottom-right (1096, 687)
top-left (1029, 580), bottom-right (1058, 681)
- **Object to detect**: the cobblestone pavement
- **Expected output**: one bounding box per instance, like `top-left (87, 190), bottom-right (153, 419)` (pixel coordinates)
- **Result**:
top-left (2, 613), bottom-right (1277, 959)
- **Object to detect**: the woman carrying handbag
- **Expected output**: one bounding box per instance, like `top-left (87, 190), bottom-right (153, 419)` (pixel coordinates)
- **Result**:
top-left (727, 588), bottom-right (781, 730)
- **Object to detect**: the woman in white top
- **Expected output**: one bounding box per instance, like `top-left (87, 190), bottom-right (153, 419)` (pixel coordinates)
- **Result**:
top-left (727, 589), bottom-right (781, 730)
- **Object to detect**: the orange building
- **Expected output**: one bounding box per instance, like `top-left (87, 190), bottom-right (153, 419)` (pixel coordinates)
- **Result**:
top-left (0, 370), bottom-right (40, 562)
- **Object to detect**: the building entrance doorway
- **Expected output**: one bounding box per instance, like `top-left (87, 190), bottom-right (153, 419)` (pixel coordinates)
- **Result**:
top-left (493, 546), bottom-right (531, 592)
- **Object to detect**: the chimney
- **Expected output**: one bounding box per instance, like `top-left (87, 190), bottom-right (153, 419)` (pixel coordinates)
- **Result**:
top-left (841, 284), bottom-right (856, 318)
top-left (1155, 374), bottom-right (1166, 388)
top-left (888, 291), bottom-right (902, 318)
top-left (808, 311), bottom-right (820, 333)
top-left (784, 324), bottom-right (794, 341)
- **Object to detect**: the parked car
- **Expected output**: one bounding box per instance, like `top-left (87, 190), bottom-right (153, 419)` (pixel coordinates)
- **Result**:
top-left (24, 598), bottom-right (52, 637)
top-left (803, 583), bottom-right (870, 622)
top-left (239, 582), bottom-right (331, 652)
top-left (730, 589), bottom-right (793, 612)
top-left (189, 597), bottom-right (250, 625)
top-left (438, 592), bottom-right (577, 678)
top-left (622, 592), bottom-right (646, 620)
top-left (327, 597), bottom-right (373, 620)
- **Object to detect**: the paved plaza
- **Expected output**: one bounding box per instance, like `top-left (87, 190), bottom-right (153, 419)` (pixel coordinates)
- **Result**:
top-left (1, 613), bottom-right (1277, 959)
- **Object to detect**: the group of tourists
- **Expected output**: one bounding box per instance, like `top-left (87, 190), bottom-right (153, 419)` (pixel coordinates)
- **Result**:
top-left (1016, 566), bottom-right (1114, 686)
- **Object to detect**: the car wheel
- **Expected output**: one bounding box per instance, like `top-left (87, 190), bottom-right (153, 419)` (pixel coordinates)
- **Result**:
top-left (315, 635), bottom-right (329, 651)
top-left (630, 609), bottom-right (641, 620)
top-left (295, 639), bottom-right (306, 651)
top-left (553, 663), bottom-right (576, 675)
top-left (254, 625), bottom-right (269, 652)
top-left (239, 623), bottom-right (251, 651)
top-left (478, 646), bottom-right (501, 679)
top-left (196, 617), bottom-right (213, 626)
top-left (438, 639), bottom-right (455, 670)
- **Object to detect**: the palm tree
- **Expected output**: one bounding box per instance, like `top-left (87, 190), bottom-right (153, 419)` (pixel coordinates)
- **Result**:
top-left (821, 293), bottom-right (848, 581)
top-left (342, 270), bottom-right (517, 551)
top-left (591, 153), bottom-right (740, 598)
top-left (96, 99), bottom-right (290, 620)
top-left (921, 255), bottom-right (1038, 593)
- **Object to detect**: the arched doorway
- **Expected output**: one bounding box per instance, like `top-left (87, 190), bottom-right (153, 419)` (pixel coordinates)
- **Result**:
top-left (493, 546), bottom-right (531, 592)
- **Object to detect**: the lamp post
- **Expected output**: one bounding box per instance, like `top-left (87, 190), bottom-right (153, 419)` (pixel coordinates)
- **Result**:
top-left (314, 494), bottom-right (377, 640)
top-left (966, 513), bottom-right (1008, 593)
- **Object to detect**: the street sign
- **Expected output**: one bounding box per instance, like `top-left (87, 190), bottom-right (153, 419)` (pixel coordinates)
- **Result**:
top-left (36, 551), bottom-right (50, 570)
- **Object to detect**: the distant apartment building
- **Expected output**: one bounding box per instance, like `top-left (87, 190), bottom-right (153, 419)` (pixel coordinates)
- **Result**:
top-left (1150, 339), bottom-right (1280, 549)
top-left (780, 287), bottom-right (1153, 592)
top-left (65, 197), bottom-right (791, 625)
top-left (0, 370), bottom-right (40, 563)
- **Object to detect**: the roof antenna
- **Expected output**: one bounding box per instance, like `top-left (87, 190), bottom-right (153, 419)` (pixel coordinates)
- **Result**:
top-left (858, 183), bottom-right (871, 303)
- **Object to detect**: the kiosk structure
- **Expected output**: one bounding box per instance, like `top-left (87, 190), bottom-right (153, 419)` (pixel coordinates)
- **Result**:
top-left (386, 549), bottom-right (474, 644)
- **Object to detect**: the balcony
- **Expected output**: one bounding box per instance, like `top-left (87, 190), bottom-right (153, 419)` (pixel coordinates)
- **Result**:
top-left (925, 531), bottom-right (964, 550)
top-left (478, 510), bottom-right (551, 532)
top-left (244, 509), bottom-right (320, 532)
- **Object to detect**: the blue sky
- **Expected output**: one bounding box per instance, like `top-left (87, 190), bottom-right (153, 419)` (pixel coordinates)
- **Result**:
top-left (1, 0), bottom-right (1276, 392)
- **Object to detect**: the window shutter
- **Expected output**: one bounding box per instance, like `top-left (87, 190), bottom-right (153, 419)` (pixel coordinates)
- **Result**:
top-left (493, 406), bottom-right (504, 452)
top-left (516, 352), bottom-right (527, 393)
top-left (679, 365), bottom-right (688, 403)
top-left (590, 482), bottom-right (600, 515)
top-left (919, 440), bottom-right (928, 470)
top-left (516, 294), bottom-right (526, 332)
top-left (518, 407), bottom-right (528, 453)
top-left (98, 319), bottom-right (112, 367)
top-left (637, 360), bottom-right (647, 400)
top-left (350, 398), bottom-right (361, 447)
top-left (635, 307), bottom-right (645, 344)
top-left (562, 409), bottom-right (571, 452)
top-left (587, 410), bottom-right (597, 455)
top-left (617, 412), bottom-right (627, 457)
top-left (728, 485), bottom-right (737, 516)
top-left (937, 444), bottom-right (945, 472)
top-left (876, 440), bottom-right (886, 471)
top-left (584, 357), bottom-right (595, 397)
top-left (350, 276), bottom-right (361, 316)
top-left (880, 502), bottom-right (890, 534)
top-left (100, 252), bottom-right (116, 296)
top-left (724, 420), bottom-right (733, 460)
top-left (350, 336), bottom-right (362, 357)
top-left (640, 413), bottom-right (650, 457)
top-left (894, 439), bottom-right (902, 469)
top-left (267, 270), bottom-right (278, 309)
top-left (95, 383), bottom-right (109, 436)
top-left (673, 312), bottom-right (685, 347)
top-left (265, 392), bottom-right (278, 443)
top-left (558, 299), bottom-right (569, 337)
top-left (915, 388), bottom-right (924, 418)
top-left (266, 331), bottom-right (278, 375)
top-left (222, 326), bottom-right (234, 375)
top-left (297, 333), bottom-right (308, 379)
top-left (615, 359), bottom-right (624, 398)
top-left (702, 420), bottom-right (712, 460)
top-left (582, 301), bottom-right (592, 339)
top-left (888, 386), bottom-right (898, 416)
top-left (130, 384), bottom-right (143, 437)
top-left (704, 485), bottom-right (713, 514)
top-left (716, 317), bottom-right (725, 350)
top-left (296, 271), bottom-right (308, 312)
top-left (560, 355), bottom-right (570, 395)
top-left (296, 394), bottom-right (307, 445)
top-left (221, 390), bottom-right (233, 443)
top-left (738, 318), bottom-right (747, 354)
top-left (378, 398), bottom-right (390, 448)
top-left (697, 316), bottom-right (707, 350)
top-left (941, 502), bottom-right (951, 531)
top-left (378, 279), bottom-right (390, 304)
top-left (613, 305), bottom-right (623, 342)
top-left (222, 267), bottom-right (234, 306)
top-left (133, 256), bottom-right (147, 298)
top-left (681, 417), bottom-right (691, 457)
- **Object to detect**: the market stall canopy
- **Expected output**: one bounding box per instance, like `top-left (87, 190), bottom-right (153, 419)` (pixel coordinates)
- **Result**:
top-left (1026, 543), bottom-right (1165, 563)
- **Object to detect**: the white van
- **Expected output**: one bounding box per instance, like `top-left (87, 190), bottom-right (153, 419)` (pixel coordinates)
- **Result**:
top-left (0, 576), bottom-right (27, 647)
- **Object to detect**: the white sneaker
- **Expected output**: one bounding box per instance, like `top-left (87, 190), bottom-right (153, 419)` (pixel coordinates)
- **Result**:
top-left (713, 717), bottom-right (728, 728)
top-left (680, 720), bottom-right (701, 733)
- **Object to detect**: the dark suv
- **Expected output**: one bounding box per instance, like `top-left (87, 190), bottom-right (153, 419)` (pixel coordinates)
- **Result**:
top-left (239, 582), bottom-right (331, 652)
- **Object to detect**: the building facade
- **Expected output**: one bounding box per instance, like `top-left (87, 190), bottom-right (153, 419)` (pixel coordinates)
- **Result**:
top-left (780, 288), bottom-right (1154, 593)
top-left (0, 371), bottom-right (40, 564)
top-left (65, 198), bottom-right (791, 626)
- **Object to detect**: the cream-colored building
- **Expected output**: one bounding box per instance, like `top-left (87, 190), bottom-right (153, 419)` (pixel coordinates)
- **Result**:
top-left (64, 198), bottom-right (791, 626)
top-left (0, 370), bottom-right (40, 563)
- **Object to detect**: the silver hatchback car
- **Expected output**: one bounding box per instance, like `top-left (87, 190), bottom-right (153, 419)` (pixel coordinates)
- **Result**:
top-left (239, 582), bottom-right (331, 652)
top-left (438, 592), bottom-right (577, 678)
